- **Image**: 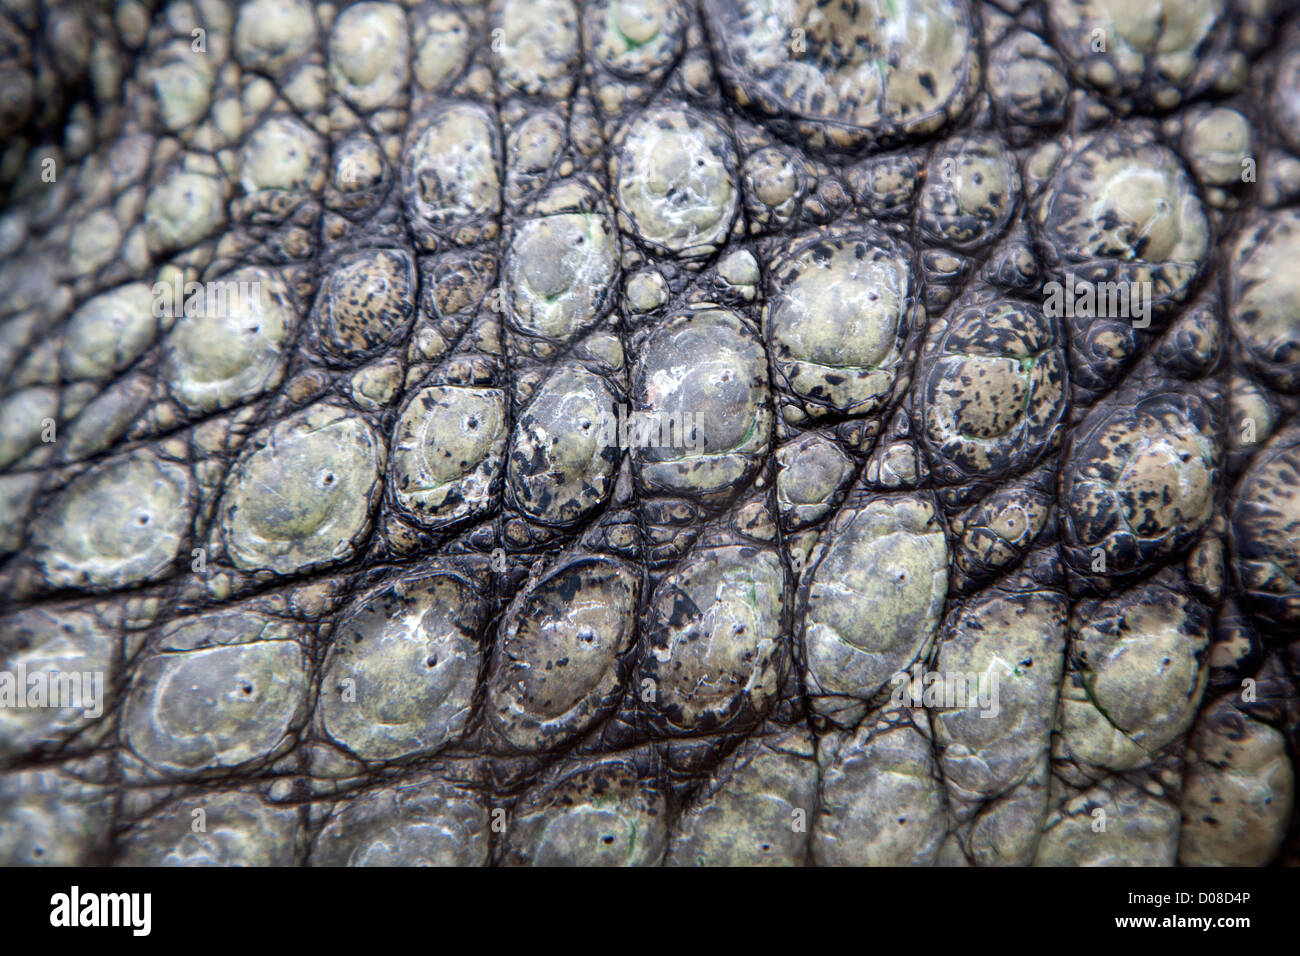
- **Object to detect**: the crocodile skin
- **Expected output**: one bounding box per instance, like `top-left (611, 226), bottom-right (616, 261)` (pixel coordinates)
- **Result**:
top-left (0, 0), bottom-right (1298, 867)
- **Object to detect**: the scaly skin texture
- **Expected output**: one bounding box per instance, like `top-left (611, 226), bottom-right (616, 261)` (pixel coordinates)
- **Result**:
top-left (0, 0), bottom-right (1298, 866)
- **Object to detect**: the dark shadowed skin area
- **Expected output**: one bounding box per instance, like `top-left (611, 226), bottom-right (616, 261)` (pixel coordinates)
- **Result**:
top-left (0, 0), bottom-right (1297, 867)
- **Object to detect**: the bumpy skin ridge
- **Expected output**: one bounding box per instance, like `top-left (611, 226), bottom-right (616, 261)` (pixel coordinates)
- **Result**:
top-left (0, 0), bottom-right (1298, 867)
